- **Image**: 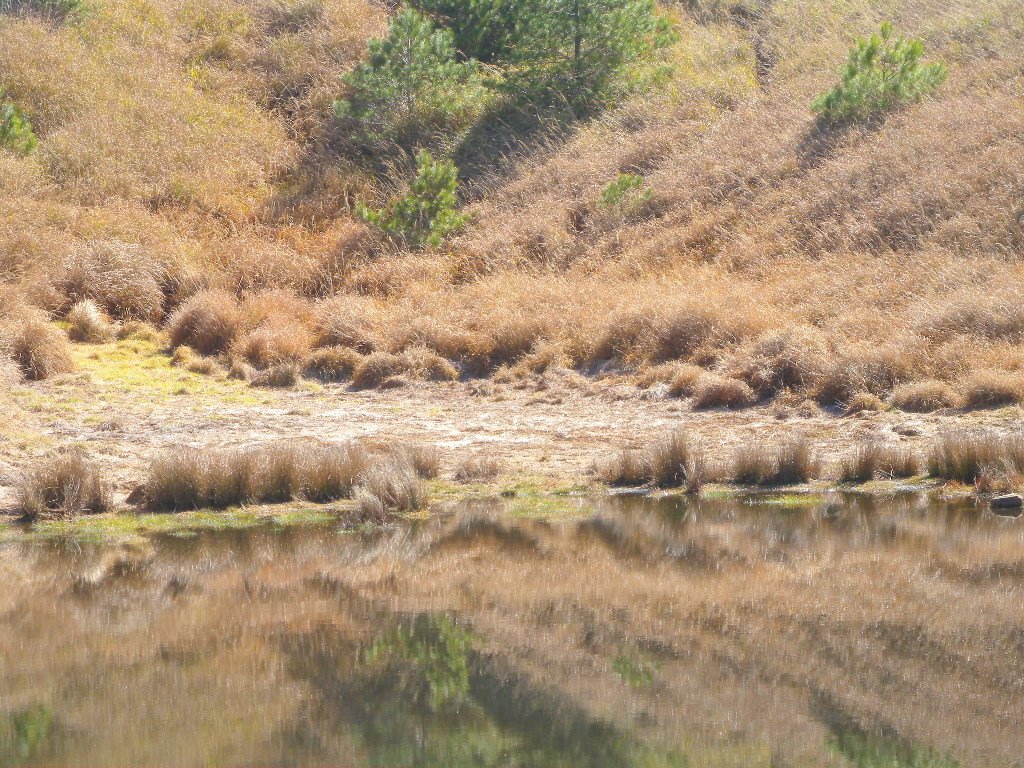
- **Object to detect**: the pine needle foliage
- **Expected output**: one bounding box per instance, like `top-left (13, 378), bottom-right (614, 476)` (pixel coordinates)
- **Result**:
top-left (357, 150), bottom-right (468, 249)
top-left (813, 22), bottom-right (948, 125)
top-left (334, 7), bottom-right (484, 152)
top-left (507, 0), bottom-right (676, 116)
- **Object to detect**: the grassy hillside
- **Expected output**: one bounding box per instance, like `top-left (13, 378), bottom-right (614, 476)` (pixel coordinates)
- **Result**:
top-left (2, 0), bottom-right (1023, 410)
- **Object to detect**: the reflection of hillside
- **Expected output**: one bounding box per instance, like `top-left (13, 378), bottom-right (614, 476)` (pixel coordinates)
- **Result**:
top-left (0, 494), bottom-right (1020, 766)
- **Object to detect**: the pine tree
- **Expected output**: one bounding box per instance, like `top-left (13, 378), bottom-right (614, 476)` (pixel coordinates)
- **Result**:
top-left (334, 8), bottom-right (483, 152)
top-left (813, 22), bottom-right (948, 125)
top-left (507, 0), bottom-right (672, 116)
top-left (357, 150), bottom-right (468, 249)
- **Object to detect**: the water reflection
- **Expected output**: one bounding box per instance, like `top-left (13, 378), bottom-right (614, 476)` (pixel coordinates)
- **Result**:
top-left (0, 493), bottom-right (1020, 766)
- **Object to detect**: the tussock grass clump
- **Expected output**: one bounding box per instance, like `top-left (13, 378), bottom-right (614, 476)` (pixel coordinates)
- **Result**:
top-left (18, 452), bottom-right (111, 520)
top-left (598, 430), bottom-right (704, 491)
top-left (351, 348), bottom-right (458, 389)
top-left (960, 370), bottom-right (1023, 409)
top-left (144, 442), bottom-right (375, 511)
top-left (844, 392), bottom-right (885, 415)
top-left (66, 299), bottom-right (115, 343)
top-left (839, 443), bottom-right (920, 483)
top-left (54, 241), bottom-right (168, 322)
top-left (647, 431), bottom-right (705, 490)
top-left (233, 319), bottom-right (311, 369)
top-left (731, 437), bottom-right (819, 486)
top-left (453, 456), bottom-right (502, 483)
top-left (927, 433), bottom-right (1024, 485)
top-left (302, 346), bottom-right (364, 381)
top-left (167, 290), bottom-right (242, 356)
top-left (597, 448), bottom-right (649, 487)
top-left (813, 348), bottom-right (913, 406)
top-left (889, 380), bottom-right (959, 412)
top-left (313, 294), bottom-right (380, 352)
top-left (0, 316), bottom-right (75, 380)
top-left (691, 375), bottom-right (755, 410)
top-left (355, 458), bottom-right (428, 516)
top-left (400, 443), bottom-right (442, 479)
top-left (250, 363), bottom-right (299, 388)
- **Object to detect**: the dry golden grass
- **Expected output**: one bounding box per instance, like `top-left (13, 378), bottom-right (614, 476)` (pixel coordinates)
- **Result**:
top-left (167, 289), bottom-right (242, 355)
top-left (302, 345), bottom-right (363, 381)
top-left (597, 430), bottom-right (704, 491)
top-left (351, 349), bottom-right (459, 389)
top-left (17, 451), bottom-right (111, 519)
top-left (0, 313), bottom-right (75, 380)
top-left (66, 299), bottom-right (116, 343)
top-left (731, 437), bottom-right (820, 486)
top-left (839, 442), bottom-right (920, 483)
top-left (927, 432), bottom-right (1024, 484)
top-left (844, 392), bottom-right (886, 414)
top-left (0, 0), bottom-right (1021, 396)
top-left (691, 374), bottom-right (756, 410)
top-left (249, 362), bottom-right (299, 387)
top-left (453, 456), bottom-right (502, 483)
top-left (144, 441), bottom-right (374, 510)
top-left (960, 370), bottom-right (1024, 409)
top-left (355, 457), bottom-right (427, 515)
top-left (889, 379), bottom-right (959, 412)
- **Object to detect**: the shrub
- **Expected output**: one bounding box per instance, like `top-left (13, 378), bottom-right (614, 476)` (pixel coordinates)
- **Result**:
top-left (889, 379), bottom-right (958, 412)
top-left (18, 452), bottom-right (111, 520)
top-left (812, 22), bottom-right (948, 125)
top-left (357, 150), bottom-right (468, 249)
top-left (66, 300), bottom-right (115, 343)
top-left (507, 0), bottom-right (675, 116)
top-left (335, 8), bottom-right (484, 152)
top-left (0, 94), bottom-right (37, 155)
top-left (167, 290), bottom-right (242, 355)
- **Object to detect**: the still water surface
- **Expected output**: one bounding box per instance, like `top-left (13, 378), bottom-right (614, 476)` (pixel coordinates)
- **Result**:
top-left (1, 493), bottom-right (1022, 767)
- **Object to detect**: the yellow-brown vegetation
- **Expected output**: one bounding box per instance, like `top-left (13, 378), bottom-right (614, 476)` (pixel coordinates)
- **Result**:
top-left (0, 0), bottom-right (1021, 397)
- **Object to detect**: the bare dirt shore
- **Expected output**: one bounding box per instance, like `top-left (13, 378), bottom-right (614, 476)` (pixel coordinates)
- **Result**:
top-left (1, 337), bottom-right (1021, 508)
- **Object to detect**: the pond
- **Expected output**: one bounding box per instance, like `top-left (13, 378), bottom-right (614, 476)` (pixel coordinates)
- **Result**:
top-left (0, 493), bottom-right (1021, 767)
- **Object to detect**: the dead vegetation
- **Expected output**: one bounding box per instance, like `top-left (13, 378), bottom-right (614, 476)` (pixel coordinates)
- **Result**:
top-left (453, 456), bottom-right (502, 483)
top-left (839, 443), bottom-right (920, 483)
top-left (141, 441), bottom-right (431, 512)
top-left (0, 0), bottom-right (1022, 401)
top-left (927, 432), bottom-right (1024, 485)
top-left (17, 451), bottom-right (111, 519)
top-left (597, 430), bottom-right (704, 491)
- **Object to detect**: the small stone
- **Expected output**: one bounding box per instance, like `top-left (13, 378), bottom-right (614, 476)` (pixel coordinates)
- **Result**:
top-left (991, 494), bottom-right (1024, 516)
